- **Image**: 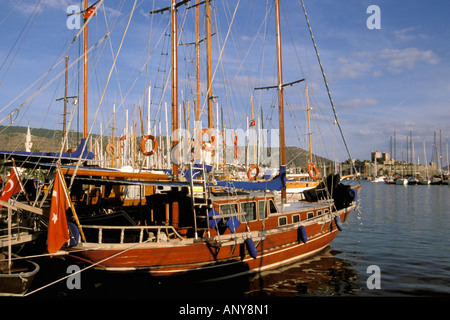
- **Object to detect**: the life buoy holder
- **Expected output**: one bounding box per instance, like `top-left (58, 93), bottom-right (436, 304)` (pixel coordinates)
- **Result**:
top-left (141, 135), bottom-right (158, 156)
top-left (307, 162), bottom-right (319, 180)
top-left (201, 128), bottom-right (216, 151)
top-left (247, 165), bottom-right (259, 180)
top-left (105, 143), bottom-right (116, 155)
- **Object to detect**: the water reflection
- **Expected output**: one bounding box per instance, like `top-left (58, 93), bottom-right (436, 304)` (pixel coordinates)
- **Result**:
top-left (246, 247), bottom-right (361, 297)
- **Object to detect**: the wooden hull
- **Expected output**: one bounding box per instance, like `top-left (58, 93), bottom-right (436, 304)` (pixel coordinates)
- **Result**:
top-left (0, 259), bottom-right (40, 296)
top-left (67, 204), bottom-right (354, 280)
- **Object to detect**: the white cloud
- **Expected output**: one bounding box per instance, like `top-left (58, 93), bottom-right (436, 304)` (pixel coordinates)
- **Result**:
top-left (336, 47), bottom-right (440, 78)
top-left (337, 98), bottom-right (378, 110)
top-left (379, 47), bottom-right (440, 72)
top-left (393, 27), bottom-right (428, 42)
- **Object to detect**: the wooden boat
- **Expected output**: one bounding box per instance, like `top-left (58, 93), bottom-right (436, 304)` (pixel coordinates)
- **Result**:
top-left (0, 0), bottom-right (361, 283)
top-left (0, 256), bottom-right (40, 296)
top-left (55, 0), bottom-right (362, 280)
top-left (65, 173), bottom-right (360, 278)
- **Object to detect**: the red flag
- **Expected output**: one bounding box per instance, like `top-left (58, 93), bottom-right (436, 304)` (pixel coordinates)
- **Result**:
top-left (83, 6), bottom-right (97, 18)
top-left (249, 119), bottom-right (255, 127)
top-left (0, 167), bottom-right (23, 209)
top-left (47, 170), bottom-right (70, 254)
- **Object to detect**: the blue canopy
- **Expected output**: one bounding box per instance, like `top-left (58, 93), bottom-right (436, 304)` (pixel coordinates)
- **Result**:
top-left (214, 166), bottom-right (286, 191)
top-left (0, 138), bottom-right (94, 163)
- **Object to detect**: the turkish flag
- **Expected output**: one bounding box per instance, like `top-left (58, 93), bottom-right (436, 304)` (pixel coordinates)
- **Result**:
top-left (47, 170), bottom-right (70, 254)
top-left (0, 167), bottom-right (23, 209)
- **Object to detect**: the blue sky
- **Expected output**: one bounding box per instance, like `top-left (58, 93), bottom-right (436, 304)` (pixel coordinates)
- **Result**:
top-left (0, 0), bottom-right (448, 165)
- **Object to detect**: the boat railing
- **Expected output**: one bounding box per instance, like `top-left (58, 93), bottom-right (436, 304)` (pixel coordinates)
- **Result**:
top-left (79, 225), bottom-right (185, 244)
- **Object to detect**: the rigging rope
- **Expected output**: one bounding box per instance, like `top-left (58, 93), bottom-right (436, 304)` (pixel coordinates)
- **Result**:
top-left (299, 0), bottom-right (359, 178)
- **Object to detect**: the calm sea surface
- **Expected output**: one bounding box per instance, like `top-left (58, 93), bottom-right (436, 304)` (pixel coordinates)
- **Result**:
top-left (25, 180), bottom-right (450, 301)
top-left (246, 180), bottom-right (450, 298)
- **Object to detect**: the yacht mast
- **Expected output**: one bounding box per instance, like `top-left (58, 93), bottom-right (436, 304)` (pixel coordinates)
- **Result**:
top-left (274, 0), bottom-right (286, 203)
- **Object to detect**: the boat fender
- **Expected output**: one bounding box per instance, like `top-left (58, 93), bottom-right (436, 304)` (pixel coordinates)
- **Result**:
top-left (348, 188), bottom-right (356, 201)
top-left (67, 222), bottom-right (80, 247)
top-left (298, 225), bottom-right (307, 243)
top-left (334, 216), bottom-right (343, 231)
top-left (245, 237), bottom-right (257, 259)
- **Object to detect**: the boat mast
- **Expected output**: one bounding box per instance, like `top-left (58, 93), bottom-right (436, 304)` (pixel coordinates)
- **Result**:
top-left (171, 0), bottom-right (179, 180)
top-left (274, 0), bottom-right (286, 203)
top-left (83, 0), bottom-right (88, 139)
top-left (195, 0), bottom-right (201, 123)
top-left (306, 86), bottom-right (312, 165)
top-left (171, 0), bottom-right (179, 228)
top-left (206, 0), bottom-right (213, 130)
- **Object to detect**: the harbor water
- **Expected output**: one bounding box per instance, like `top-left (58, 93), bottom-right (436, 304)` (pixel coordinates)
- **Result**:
top-left (22, 180), bottom-right (450, 300)
top-left (247, 180), bottom-right (450, 297)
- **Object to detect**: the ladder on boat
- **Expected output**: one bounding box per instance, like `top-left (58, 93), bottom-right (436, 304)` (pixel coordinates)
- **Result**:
top-left (188, 164), bottom-right (211, 240)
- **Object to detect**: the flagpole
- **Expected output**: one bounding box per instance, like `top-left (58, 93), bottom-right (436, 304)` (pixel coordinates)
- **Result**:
top-left (56, 162), bottom-right (86, 242)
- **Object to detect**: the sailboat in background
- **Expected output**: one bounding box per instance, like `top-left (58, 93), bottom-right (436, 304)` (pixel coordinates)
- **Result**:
top-left (286, 86), bottom-right (320, 195)
top-left (418, 140), bottom-right (430, 185)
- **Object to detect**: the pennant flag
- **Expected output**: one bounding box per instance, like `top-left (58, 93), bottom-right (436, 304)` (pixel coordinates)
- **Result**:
top-left (0, 167), bottom-right (23, 209)
top-left (47, 169), bottom-right (70, 254)
top-left (249, 119), bottom-right (256, 127)
top-left (83, 6), bottom-right (97, 18)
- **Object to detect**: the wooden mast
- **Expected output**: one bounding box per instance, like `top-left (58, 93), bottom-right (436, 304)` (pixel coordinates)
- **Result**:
top-left (171, 0), bottom-right (179, 179)
top-left (83, 0), bottom-right (88, 139)
top-left (171, 0), bottom-right (179, 228)
top-left (306, 86), bottom-right (313, 164)
top-left (195, 0), bottom-right (201, 122)
top-left (206, 0), bottom-right (213, 130)
top-left (274, 0), bottom-right (286, 203)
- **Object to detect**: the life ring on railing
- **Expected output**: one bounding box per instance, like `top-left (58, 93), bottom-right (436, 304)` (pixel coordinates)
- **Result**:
top-left (247, 165), bottom-right (259, 180)
top-left (201, 129), bottom-right (216, 151)
top-left (105, 143), bottom-right (116, 155)
top-left (141, 135), bottom-right (158, 156)
top-left (307, 162), bottom-right (319, 180)
top-left (232, 131), bottom-right (240, 158)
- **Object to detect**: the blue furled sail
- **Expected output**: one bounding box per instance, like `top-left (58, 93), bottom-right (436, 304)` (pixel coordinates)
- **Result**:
top-left (213, 166), bottom-right (286, 191)
top-left (0, 138), bottom-right (94, 163)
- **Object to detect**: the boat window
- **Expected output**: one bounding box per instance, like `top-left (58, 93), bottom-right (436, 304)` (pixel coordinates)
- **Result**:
top-left (293, 214), bottom-right (300, 223)
top-left (219, 203), bottom-right (238, 217)
top-left (258, 200), bottom-right (268, 220)
top-left (324, 209), bottom-right (329, 215)
top-left (241, 201), bottom-right (257, 222)
top-left (307, 211), bottom-right (314, 219)
top-left (317, 210), bottom-right (322, 216)
top-left (278, 216), bottom-right (287, 226)
top-left (268, 199), bottom-right (278, 215)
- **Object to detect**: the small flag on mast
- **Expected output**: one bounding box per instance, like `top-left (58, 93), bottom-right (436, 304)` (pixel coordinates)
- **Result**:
top-left (0, 167), bottom-right (23, 209)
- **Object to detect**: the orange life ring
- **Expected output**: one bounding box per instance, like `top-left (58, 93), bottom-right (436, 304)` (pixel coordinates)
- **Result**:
top-left (231, 131), bottom-right (238, 145)
top-left (105, 143), bottom-right (116, 155)
top-left (232, 131), bottom-right (240, 158)
top-left (307, 162), bottom-right (319, 180)
top-left (201, 128), bottom-right (216, 151)
top-left (141, 135), bottom-right (158, 156)
top-left (247, 165), bottom-right (259, 180)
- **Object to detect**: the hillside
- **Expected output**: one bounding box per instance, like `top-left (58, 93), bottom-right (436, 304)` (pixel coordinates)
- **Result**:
top-left (0, 126), bottom-right (332, 171)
